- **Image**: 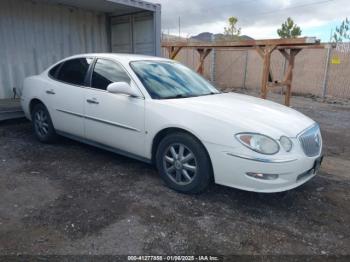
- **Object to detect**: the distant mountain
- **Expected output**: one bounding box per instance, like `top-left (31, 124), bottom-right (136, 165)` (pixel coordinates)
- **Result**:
top-left (190, 32), bottom-right (215, 42)
top-left (162, 34), bottom-right (187, 42)
top-left (162, 32), bottom-right (255, 43)
top-left (190, 32), bottom-right (254, 42)
top-left (240, 35), bottom-right (254, 40)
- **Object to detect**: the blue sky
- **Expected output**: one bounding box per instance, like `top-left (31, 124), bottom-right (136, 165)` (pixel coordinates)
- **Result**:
top-left (150, 0), bottom-right (348, 42)
top-left (303, 21), bottom-right (340, 42)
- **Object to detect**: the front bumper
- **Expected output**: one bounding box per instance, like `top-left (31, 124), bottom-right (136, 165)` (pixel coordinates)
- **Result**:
top-left (205, 142), bottom-right (322, 193)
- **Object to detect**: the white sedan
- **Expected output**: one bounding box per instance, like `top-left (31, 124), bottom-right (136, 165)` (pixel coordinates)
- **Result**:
top-left (21, 54), bottom-right (323, 194)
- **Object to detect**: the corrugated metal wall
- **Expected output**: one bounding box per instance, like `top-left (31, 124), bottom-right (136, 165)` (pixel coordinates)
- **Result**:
top-left (0, 0), bottom-right (109, 99)
top-left (111, 12), bottom-right (155, 55)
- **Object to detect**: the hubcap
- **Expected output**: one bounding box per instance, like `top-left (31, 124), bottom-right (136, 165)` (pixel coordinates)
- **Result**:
top-left (163, 143), bottom-right (197, 186)
top-left (174, 160), bottom-right (182, 170)
top-left (34, 110), bottom-right (49, 137)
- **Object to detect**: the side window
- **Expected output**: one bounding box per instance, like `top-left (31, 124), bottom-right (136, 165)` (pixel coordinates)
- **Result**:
top-left (91, 59), bottom-right (131, 90)
top-left (56, 58), bottom-right (93, 86)
top-left (49, 63), bottom-right (62, 78)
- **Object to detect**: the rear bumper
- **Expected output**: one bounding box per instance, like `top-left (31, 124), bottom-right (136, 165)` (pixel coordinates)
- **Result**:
top-left (205, 142), bottom-right (321, 193)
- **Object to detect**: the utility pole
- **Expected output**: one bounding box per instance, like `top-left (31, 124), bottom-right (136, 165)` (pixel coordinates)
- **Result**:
top-left (178, 16), bottom-right (181, 38)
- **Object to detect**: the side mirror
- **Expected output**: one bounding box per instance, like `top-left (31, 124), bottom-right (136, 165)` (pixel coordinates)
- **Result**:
top-left (107, 82), bottom-right (140, 97)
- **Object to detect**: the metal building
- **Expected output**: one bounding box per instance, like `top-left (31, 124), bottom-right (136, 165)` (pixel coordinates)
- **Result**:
top-left (0, 0), bottom-right (161, 99)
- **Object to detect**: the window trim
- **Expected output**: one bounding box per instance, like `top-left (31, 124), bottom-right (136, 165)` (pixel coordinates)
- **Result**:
top-left (47, 56), bottom-right (146, 99)
top-left (47, 57), bottom-right (95, 88)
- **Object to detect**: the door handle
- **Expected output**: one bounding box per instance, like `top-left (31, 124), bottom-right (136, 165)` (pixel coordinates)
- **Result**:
top-left (46, 89), bottom-right (55, 95)
top-left (86, 98), bottom-right (99, 104)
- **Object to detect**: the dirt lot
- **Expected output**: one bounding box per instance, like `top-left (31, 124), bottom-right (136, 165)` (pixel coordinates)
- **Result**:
top-left (0, 93), bottom-right (350, 256)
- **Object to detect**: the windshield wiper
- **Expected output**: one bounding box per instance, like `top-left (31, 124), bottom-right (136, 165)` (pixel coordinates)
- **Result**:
top-left (163, 92), bottom-right (219, 99)
top-left (163, 94), bottom-right (194, 99)
top-left (201, 91), bottom-right (220, 96)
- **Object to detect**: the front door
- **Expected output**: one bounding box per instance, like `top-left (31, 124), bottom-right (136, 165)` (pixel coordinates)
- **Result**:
top-left (84, 58), bottom-right (145, 158)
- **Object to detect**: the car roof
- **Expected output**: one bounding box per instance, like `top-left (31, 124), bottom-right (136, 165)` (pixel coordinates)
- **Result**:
top-left (64, 53), bottom-right (172, 63)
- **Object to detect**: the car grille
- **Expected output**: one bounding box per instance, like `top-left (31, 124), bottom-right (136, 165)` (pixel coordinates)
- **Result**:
top-left (298, 124), bottom-right (322, 157)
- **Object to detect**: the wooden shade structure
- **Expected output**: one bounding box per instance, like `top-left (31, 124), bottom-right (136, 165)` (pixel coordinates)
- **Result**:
top-left (162, 37), bottom-right (328, 106)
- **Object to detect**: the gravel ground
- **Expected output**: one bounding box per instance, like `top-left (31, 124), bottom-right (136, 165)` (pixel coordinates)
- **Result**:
top-left (0, 93), bottom-right (350, 256)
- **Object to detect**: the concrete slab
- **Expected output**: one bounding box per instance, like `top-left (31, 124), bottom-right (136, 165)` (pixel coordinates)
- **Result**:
top-left (0, 99), bottom-right (24, 121)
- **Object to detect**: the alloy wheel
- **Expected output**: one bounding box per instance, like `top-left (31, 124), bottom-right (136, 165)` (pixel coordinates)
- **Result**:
top-left (34, 109), bottom-right (49, 137)
top-left (163, 143), bottom-right (198, 185)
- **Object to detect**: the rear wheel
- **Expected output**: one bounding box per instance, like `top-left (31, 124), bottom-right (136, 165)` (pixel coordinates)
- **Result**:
top-left (156, 132), bottom-right (212, 194)
top-left (31, 103), bottom-right (57, 143)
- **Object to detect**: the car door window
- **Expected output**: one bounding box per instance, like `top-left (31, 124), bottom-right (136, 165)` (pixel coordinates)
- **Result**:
top-left (49, 63), bottom-right (62, 78)
top-left (56, 58), bottom-right (93, 86)
top-left (91, 59), bottom-right (131, 90)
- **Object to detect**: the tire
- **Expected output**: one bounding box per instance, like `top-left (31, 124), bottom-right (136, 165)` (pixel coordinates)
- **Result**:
top-left (31, 103), bottom-right (57, 143)
top-left (156, 132), bottom-right (212, 194)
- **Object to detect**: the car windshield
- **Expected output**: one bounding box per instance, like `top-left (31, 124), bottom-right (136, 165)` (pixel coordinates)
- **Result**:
top-left (130, 60), bottom-right (220, 99)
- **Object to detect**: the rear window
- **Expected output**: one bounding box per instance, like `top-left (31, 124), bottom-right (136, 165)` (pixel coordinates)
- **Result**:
top-left (53, 58), bottom-right (93, 86)
top-left (49, 63), bottom-right (61, 78)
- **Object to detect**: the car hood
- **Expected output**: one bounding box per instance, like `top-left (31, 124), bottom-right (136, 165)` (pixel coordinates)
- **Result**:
top-left (160, 92), bottom-right (315, 138)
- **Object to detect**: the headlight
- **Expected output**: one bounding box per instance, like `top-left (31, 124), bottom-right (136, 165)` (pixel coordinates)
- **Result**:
top-left (280, 136), bottom-right (293, 152)
top-left (236, 133), bottom-right (280, 155)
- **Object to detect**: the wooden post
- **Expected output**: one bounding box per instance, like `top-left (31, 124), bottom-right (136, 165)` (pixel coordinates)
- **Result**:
top-left (196, 48), bottom-right (212, 75)
top-left (259, 45), bottom-right (276, 99)
top-left (168, 46), bottom-right (182, 60)
top-left (283, 49), bottom-right (300, 106)
top-left (261, 49), bottom-right (270, 99)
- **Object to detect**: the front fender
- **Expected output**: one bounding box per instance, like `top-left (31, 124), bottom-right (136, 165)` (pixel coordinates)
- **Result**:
top-left (144, 100), bottom-right (239, 159)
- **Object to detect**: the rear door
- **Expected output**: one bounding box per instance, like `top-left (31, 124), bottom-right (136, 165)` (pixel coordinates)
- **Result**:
top-left (46, 57), bottom-right (93, 138)
top-left (84, 58), bottom-right (146, 158)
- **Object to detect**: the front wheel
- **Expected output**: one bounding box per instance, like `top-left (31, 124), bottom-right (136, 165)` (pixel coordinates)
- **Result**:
top-left (156, 133), bottom-right (212, 194)
top-left (31, 103), bottom-right (57, 143)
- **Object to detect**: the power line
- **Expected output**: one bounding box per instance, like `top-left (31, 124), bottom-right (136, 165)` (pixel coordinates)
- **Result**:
top-left (247, 0), bottom-right (335, 17)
